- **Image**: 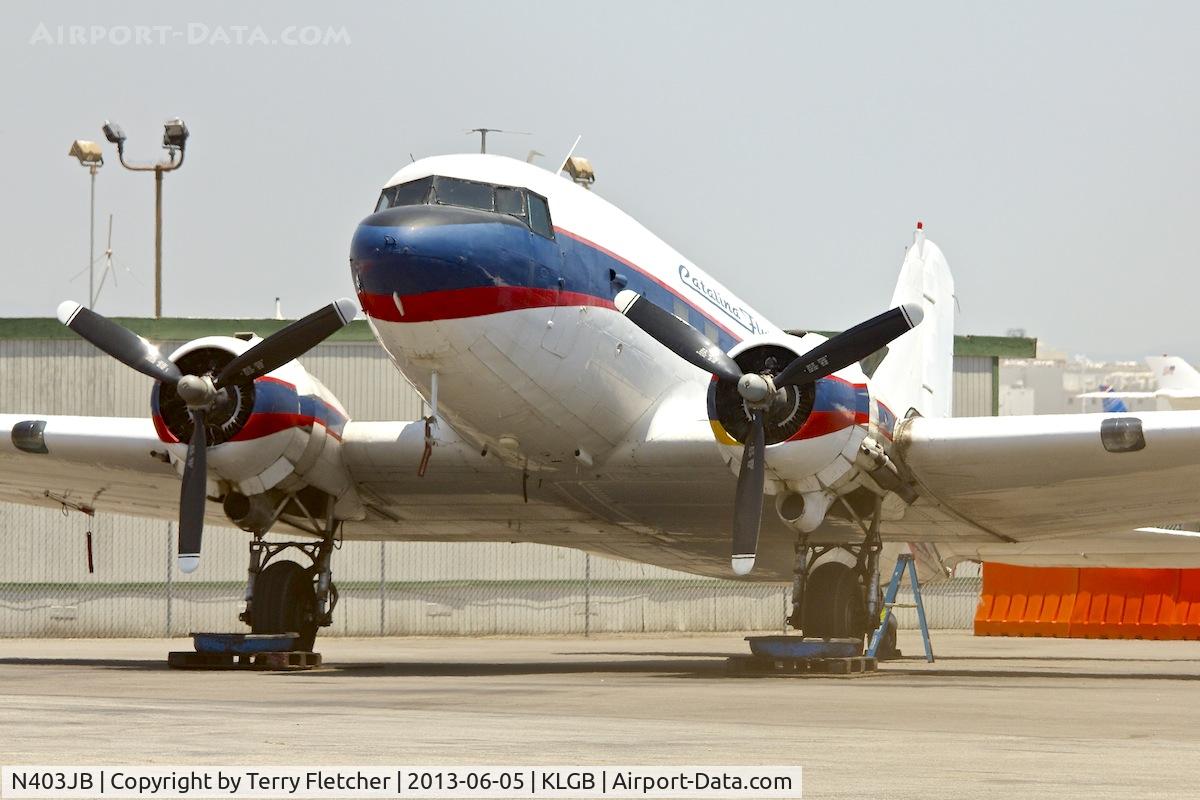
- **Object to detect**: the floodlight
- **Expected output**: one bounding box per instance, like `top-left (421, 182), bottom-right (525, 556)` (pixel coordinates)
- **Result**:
top-left (100, 118), bottom-right (190, 318)
top-left (162, 117), bottom-right (189, 149)
top-left (102, 121), bottom-right (126, 145)
top-left (68, 140), bottom-right (104, 166)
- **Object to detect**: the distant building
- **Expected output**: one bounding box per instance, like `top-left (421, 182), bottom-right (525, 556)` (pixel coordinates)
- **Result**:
top-left (1000, 342), bottom-right (1157, 415)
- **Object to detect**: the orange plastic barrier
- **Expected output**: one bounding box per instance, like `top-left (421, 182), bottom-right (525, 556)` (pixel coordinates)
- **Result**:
top-left (1071, 568), bottom-right (1179, 639)
top-left (975, 564), bottom-right (1200, 639)
top-left (976, 563), bottom-right (1078, 637)
top-left (1176, 570), bottom-right (1200, 641)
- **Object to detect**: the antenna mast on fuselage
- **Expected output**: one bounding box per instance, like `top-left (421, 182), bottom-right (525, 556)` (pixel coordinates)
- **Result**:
top-left (466, 128), bottom-right (531, 154)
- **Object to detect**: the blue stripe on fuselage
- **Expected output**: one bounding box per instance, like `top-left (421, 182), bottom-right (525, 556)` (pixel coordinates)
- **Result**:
top-left (351, 217), bottom-right (742, 351)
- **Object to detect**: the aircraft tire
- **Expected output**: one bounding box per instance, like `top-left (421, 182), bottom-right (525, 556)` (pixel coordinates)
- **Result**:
top-left (251, 560), bottom-right (319, 652)
top-left (803, 562), bottom-right (869, 639)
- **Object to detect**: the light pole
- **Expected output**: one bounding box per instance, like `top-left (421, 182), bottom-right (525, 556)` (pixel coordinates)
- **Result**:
top-left (68, 140), bottom-right (104, 308)
top-left (102, 118), bottom-right (189, 318)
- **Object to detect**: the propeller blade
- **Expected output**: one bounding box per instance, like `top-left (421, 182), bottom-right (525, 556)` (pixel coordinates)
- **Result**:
top-left (215, 298), bottom-right (358, 387)
top-left (731, 409), bottom-right (766, 576)
top-left (56, 301), bottom-right (181, 384)
top-left (774, 303), bottom-right (924, 388)
top-left (177, 410), bottom-right (207, 574)
top-left (614, 290), bottom-right (743, 383)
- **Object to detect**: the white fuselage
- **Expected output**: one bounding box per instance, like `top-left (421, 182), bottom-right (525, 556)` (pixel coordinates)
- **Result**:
top-left (345, 154), bottom-right (900, 577)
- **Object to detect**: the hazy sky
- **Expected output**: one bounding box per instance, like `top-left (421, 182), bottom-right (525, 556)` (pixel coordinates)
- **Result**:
top-left (3, 1), bottom-right (1198, 361)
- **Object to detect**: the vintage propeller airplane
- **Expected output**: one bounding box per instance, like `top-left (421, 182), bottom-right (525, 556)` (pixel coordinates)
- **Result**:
top-left (5, 152), bottom-right (1200, 650)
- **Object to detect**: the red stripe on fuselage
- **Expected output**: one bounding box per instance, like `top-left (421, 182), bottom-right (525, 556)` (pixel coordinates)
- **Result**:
top-left (357, 224), bottom-right (744, 342)
top-left (359, 284), bottom-right (614, 323)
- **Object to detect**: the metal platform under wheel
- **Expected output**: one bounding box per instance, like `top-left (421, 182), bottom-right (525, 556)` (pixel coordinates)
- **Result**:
top-left (167, 650), bottom-right (322, 671)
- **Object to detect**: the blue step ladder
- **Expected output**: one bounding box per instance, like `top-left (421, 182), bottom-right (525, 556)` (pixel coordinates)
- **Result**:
top-left (867, 553), bottom-right (934, 662)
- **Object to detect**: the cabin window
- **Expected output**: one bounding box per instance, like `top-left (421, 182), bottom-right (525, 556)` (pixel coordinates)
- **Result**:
top-left (672, 299), bottom-right (690, 323)
top-left (527, 192), bottom-right (553, 238)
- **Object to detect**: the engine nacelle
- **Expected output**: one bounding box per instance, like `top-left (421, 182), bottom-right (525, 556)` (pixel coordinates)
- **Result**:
top-left (150, 335), bottom-right (363, 523)
top-left (707, 332), bottom-right (882, 531)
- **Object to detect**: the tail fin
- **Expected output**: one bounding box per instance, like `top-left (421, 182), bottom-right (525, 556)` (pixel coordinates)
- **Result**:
top-left (1098, 386), bottom-right (1129, 413)
top-left (1145, 356), bottom-right (1200, 392)
top-left (870, 224), bottom-right (957, 420)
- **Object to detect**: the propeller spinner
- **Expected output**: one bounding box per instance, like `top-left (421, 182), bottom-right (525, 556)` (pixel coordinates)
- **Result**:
top-left (614, 289), bottom-right (923, 575)
top-left (57, 298), bottom-right (358, 573)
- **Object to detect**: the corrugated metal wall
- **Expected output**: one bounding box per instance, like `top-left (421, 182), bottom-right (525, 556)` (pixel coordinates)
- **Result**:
top-left (0, 339), bottom-right (425, 421)
top-left (0, 338), bottom-right (990, 637)
top-left (952, 355), bottom-right (994, 417)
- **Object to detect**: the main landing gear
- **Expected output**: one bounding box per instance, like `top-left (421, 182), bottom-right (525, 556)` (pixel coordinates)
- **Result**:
top-left (786, 495), bottom-right (898, 658)
top-left (237, 492), bottom-right (340, 652)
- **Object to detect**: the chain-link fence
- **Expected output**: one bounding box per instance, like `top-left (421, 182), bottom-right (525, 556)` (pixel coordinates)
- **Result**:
top-left (0, 502), bottom-right (981, 638)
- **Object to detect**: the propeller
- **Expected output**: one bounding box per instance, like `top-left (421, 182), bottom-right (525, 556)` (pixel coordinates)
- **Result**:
top-left (57, 297), bottom-right (359, 573)
top-left (731, 408), bottom-right (765, 576)
top-left (614, 289), bottom-right (923, 575)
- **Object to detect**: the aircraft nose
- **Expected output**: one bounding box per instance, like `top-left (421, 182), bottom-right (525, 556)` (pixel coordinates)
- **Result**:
top-left (348, 203), bottom-right (543, 324)
top-left (349, 204), bottom-right (502, 281)
top-left (350, 204), bottom-right (473, 261)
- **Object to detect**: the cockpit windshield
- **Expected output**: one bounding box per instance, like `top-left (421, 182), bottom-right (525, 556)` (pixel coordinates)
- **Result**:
top-left (433, 177), bottom-right (494, 212)
top-left (374, 177), bottom-right (433, 212)
top-left (374, 176), bottom-right (553, 238)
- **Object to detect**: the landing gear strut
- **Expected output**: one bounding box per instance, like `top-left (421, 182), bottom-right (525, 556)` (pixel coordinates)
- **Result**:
top-left (238, 493), bottom-right (340, 652)
top-left (787, 495), bottom-right (895, 655)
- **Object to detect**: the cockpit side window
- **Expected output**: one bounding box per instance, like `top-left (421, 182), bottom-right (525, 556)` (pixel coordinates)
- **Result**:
top-left (527, 192), bottom-right (554, 238)
top-left (432, 176), bottom-right (494, 211)
top-left (375, 177), bottom-right (433, 211)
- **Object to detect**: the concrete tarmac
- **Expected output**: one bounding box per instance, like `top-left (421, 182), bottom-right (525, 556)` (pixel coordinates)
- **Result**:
top-left (1, 631), bottom-right (1198, 799)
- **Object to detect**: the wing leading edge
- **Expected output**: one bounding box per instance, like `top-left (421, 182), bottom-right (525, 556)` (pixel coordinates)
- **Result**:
top-left (893, 410), bottom-right (1200, 543)
top-left (0, 414), bottom-right (182, 519)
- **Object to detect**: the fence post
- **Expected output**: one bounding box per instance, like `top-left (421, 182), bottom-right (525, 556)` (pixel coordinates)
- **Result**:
top-left (584, 553), bottom-right (591, 638)
top-left (379, 541), bottom-right (386, 636)
top-left (165, 521), bottom-right (174, 638)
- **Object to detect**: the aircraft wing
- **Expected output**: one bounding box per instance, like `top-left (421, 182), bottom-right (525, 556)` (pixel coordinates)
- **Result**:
top-left (336, 417), bottom-right (771, 576)
top-left (0, 414), bottom-right (186, 519)
top-left (1076, 390), bottom-right (1157, 399)
top-left (892, 410), bottom-right (1200, 542)
top-left (0, 413), bottom-right (548, 537)
top-left (0, 410), bottom-right (738, 576)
